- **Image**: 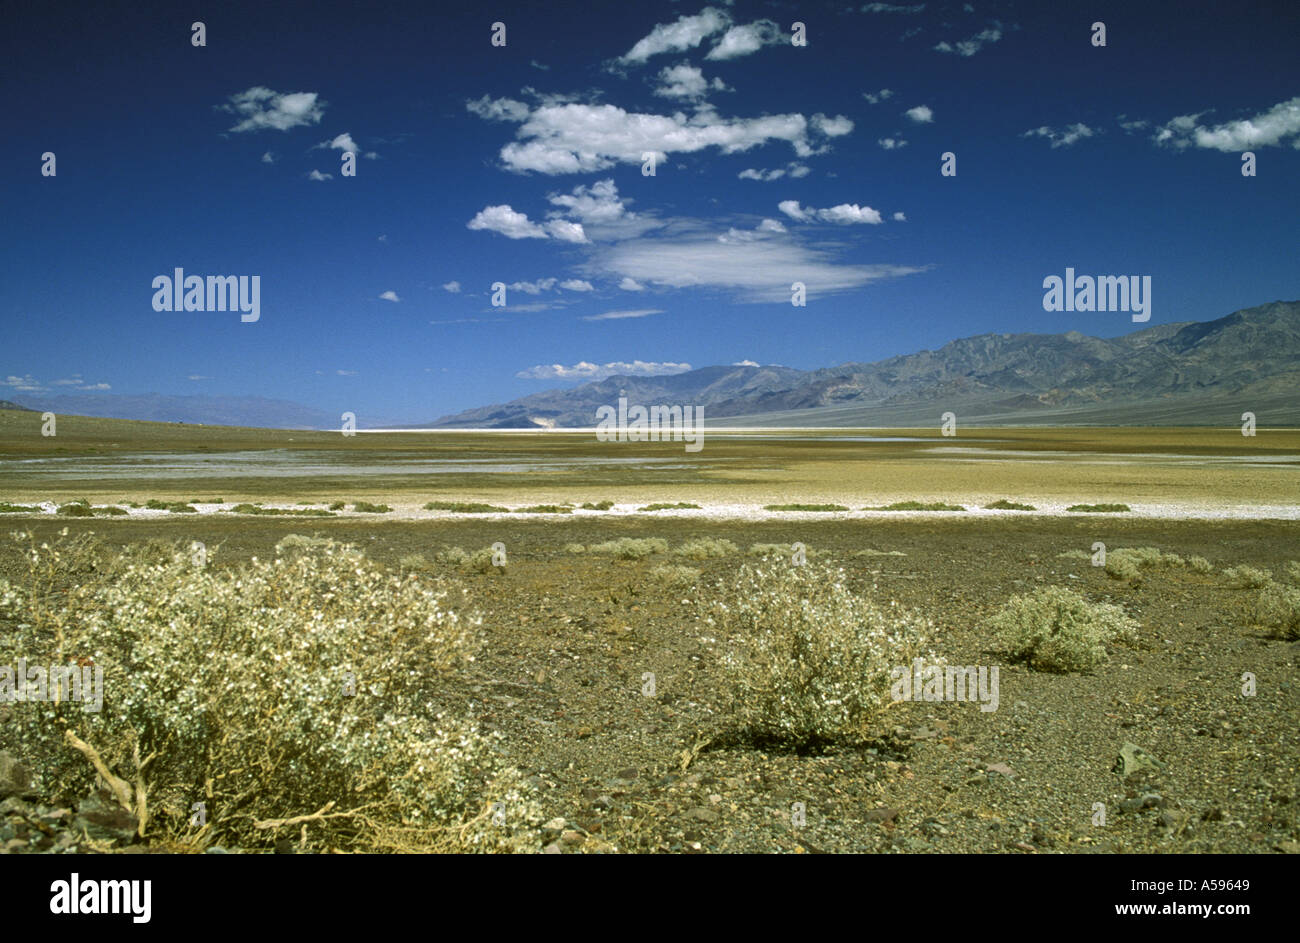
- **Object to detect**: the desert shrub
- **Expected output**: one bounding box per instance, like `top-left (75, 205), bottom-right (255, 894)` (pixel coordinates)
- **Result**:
top-left (1284, 561), bottom-right (1300, 584)
top-left (1057, 549), bottom-right (1093, 561)
top-left (1252, 581), bottom-right (1300, 639)
top-left (143, 499), bottom-right (196, 513)
top-left (351, 502), bottom-right (391, 514)
top-left (583, 538), bottom-right (668, 559)
top-left (984, 586), bottom-right (1138, 673)
top-left (95, 506), bottom-right (129, 516)
top-left (984, 500), bottom-right (1036, 511)
top-left (1104, 547), bottom-right (1183, 581)
top-left (865, 501), bottom-right (965, 511)
top-left (424, 502), bottom-right (507, 513)
top-left (639, 502), bottom-right (701, 511)
top-left (55, 503), bottom-right (94, 517)
top-left (674, 538), bottom-right (738, 560)
top-left (579, 501), bottom-right (614, 511)
top-left (562, 543), bottom-right (587, 554)
top-left (227, 504), bottom-right (334, 517)
top-left (328, 501), bottom-right (345, 511)
top-left (1188, 555), bottom-right (1213, 574)
top-left (854, 548), bottom-right (906, 557)
top-left (517, 505), bottom-right (572, 514)
top-left (647, 564), bottom-right (700, 587)
top-left (1223, 565), bottom-right (1272, 589)
top-left (276, 534), bottom-right (335, 555)
top-left (434, 546), bottom-right (501, 574)
top-left (764, 504), bottom-right (848, 512)
top-left (1066, 503), bottom-right (1130, 513)
top-left (399, 553), bottom-right (431, 571)
top-left (707, 562), bottom-right (932, 749)
top-left (0, 533), bottom-right (541, 852)
top-left (0, 503), bottom-right (37, 513)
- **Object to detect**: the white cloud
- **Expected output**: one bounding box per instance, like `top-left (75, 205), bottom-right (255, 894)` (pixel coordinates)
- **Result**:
top-left (221, 86), bottom-right (326, 132)
top-left (307, 169), bottom-right (333, 181)
top-left (619, 8), bottom-right (731, 64)
top-left (517, 360), bottom-right (689, 380)
top-left (738, 163), bottom-right (809, 181)
top-left (320, 132), bottom-right (359, 153)
top-left (878, 137), bottom-right (908, 149)
top-left (619, 277), bottom-right (645, 291)
top-left (260, 151), bottom-right (276, 163)
top-left (811, 114), bottom-right (854, 137)
top-left (560, 279), bottom-right (595, 291)
top-left (860, 3), bottom-right (925, 12)
top-left (863, 89), bottom-right (894, 105)
top-left (587, 227), bottom-right (921, 303)
top-left (892, 211), bottom-right (906, 221)
top-left (442, 281), bottom-right (461, 293)
top-left (706, 19), bottom-right (782, 60)
top-left (187, 375), bottom-right (210, 381)
top-left (779, 200), bottom-right (883, 225)
top-left (1153, 97), bottom-right (1300, 151)
top-left (934, 24), bottom-right (1003, 56)
top-left (1022, 123), bottom-right (1096, 148)
top-left (904, 105), bottom-right (933, 123)
top-left (733, 359), bottom-right (759, 366)
top-left (653, 63), bottom-right (728, 100)
top-left (379, 290), bottom-right (401, 303)
top-left (758, 218), bottom-right (787, 233)
top-left (467, 204), bottom-right (585, 242)
top-left (478, 101), bottom-right (826, 174)
top-left (582, 308), bottom-right (664, 321)
top-left (547, 179), bottom-right (631, 223)
top-left (336, 370), bottom-right (357, 376)
top-left (466, 95), bottom-right (530, 122)
top-left (509, 278), bottom-right (558, 294)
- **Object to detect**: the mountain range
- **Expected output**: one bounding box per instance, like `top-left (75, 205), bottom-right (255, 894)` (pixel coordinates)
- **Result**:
top-left (423, 300), bottom-right (1300, 428)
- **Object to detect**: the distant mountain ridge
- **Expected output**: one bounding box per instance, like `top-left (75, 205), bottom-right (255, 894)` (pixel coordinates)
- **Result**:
top-left (423, 300), bottom-right (1300, 428)
top-left (7, 393), bottom-right (339, 429)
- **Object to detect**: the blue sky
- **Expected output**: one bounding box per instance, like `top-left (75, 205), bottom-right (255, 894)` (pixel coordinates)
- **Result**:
top-left (3, 0), bottom-right (1297, 424)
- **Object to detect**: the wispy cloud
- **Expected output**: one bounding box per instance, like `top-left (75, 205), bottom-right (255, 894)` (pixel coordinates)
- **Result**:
top-left (581, 308), bottom-right (664, 321)
top-left (220, 86), bottom-right (326, 132)
top-left (517, 360), bottom-right (691, 380)
top-left (1022, 123), bottom-right (1097, 148)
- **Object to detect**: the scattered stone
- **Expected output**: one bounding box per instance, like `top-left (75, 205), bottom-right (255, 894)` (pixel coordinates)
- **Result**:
top-left (1114, 742), bottom-right (1165, 778)
top-left (864, 807), bottom-right (899, 825)
top-left (688, 807), bottom-right (720, 823)
top-left (1275, 841), bottom-right (1300, 855)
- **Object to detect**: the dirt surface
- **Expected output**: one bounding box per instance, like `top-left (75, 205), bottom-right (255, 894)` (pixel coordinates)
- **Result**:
top-left (4, 515), bottom-right (1296, 855)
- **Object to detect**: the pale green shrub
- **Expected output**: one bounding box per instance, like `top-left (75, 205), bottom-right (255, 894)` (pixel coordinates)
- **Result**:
top-left (647, 564), bottom-right (700, 587)
top-left (0, 532), bottom-right (541, 852)
top-left (582, 538), bottom-right (668, 559)
top-left (707, 562), bottom-right (931, 748)
top-left (1224, 565), bottom-right (1272, 589)
top-left (673, 537), bottom-right (738, 560)
top-left (1253, 581), bottom-right (1300, 639)
top-left (1284, 561), bottom-right (1300, 584)
top-left (1188, 555), bottom-right (1213, 574)
top-left (748, 543), bottom-right (819, 559)
top-left (984, 585), bottom-right (1138, 673)
top-left (1104, 555), bottom-right (1143, 581)
top-left (562, 543), bottom-right (587, 554)
top-left (434, 546), bottom-right (500, 574)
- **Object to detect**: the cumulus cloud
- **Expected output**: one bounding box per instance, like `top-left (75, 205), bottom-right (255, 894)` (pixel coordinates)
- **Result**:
top-left (934, 24), bottom-right (1003, 56)
top-left (517, 360), bottom-right (690, 380)
top-left (560, 279), bottom-right (595, 291)
top-left (706, 19), bottom-right (783, 60)
top-left (619, 277), bottom-right (645, 291)
top-left (618, 8), bottom-right (730, 64)
top-left (442, 281), bottom-right (462, 293)
top-left (878, 137), bottom-right (908, 149)
top-left (779, 200), bottom-right (884, 224)
top-left (863, 89), bottom-right (894, 105)
top-left (319, 132), bottom-right (359, 153)
top-left (811, 113), bottom-right (854, 137)
top-left (757, 218), bottom-right (787, 233)
top-left (1153, 97), bottom-right (1300, 151)
top-left (379, 290), bottom-right (401, 303)
top-left (904, 105), bottom-right (933, 123)
top-left (220, 86), bottom-right (326, 132)
top-left (733, 359), bottom-right (760, 367)
top-left (547, 179), bottom-right (631, 223)
top-left (260, 151), bottom-right (276, 163)
top-left (307, 169), bottom-right (333, 181)
top-left (892, 211), bottom-right (906, 221)
top-left (1022, 123), bottom-right (1096, 148)
top-left (654, 63), bottom-right (728, 100)
top-left (467, 204), bottom-right (588, 242)
top-left (472, 99), bottom-right (828, 174)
